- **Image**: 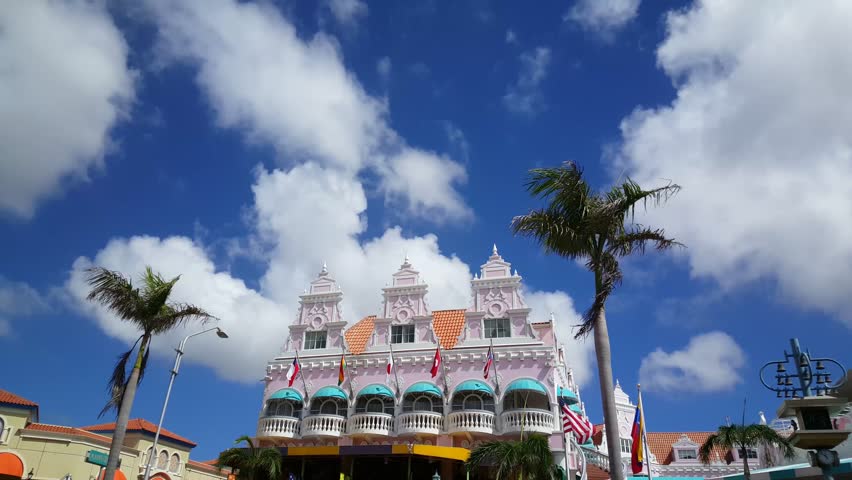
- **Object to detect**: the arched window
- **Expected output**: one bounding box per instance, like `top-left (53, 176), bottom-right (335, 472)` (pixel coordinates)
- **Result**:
top-left (451, 392), bottom-right (495, 412)
top-left (309, 397), bottom-right (347, 417)
top-left (0, 416), bottom-right (5, 440)
top-left (169, 453), bottom-right (180, 472)
top-left (502, 390), bottom-right (550, 411)
top-left (265, 399), bottom-right (302, 418)
top-left (157, 450), bottom-right (169, 469)
top-left (365, 398), bottom-right (385, 413)
top-left (355, 395), bottom-right (394, 415)
top-left (320, 399), bottom-right (339, 415)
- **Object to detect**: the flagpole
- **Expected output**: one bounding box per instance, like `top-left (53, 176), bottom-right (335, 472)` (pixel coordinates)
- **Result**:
top-left (389, 343), bottom-right (401, 399)
top-left (489, 338), bottom-right (501, 395)
top-left (342, 345), bottom-right (354, 402)
top-left (438, 342), bottom-right (449, 398)
top-left (638, 384), bottom-right (653, 480)
top-left (296, 349), bottom-right (310, 398)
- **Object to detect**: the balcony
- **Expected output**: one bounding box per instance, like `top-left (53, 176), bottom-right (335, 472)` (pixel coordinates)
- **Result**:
top-left (582, 447), bottom-right (610, 472)
top-left (396, 412), bottom-right (443, 436)
top-left (447, 410), bottom-right (495, 435)
top-left (500, 409), bottom-right (555, 435)
top-left (301, 414), bottom-right (346, 438)
top-left (256, 416), bottom-right (299, 439)
top-left (347, 413), bottom-right (394, 437)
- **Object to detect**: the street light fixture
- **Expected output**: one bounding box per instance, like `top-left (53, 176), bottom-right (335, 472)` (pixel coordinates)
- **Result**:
top-left (142, 327), bottom-right (228, 480)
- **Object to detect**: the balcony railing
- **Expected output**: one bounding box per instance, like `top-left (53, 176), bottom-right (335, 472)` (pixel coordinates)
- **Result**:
top-left (500, 409), bottom-right (555, 435)
top-left (396, 411), bottom-right (443, 436)
top-left (301, 414), bottom-right (346, 438)
top-left (256, 415), bottom-right (299, 439)
top-left (447, 410), bottom-right (495, 435)
top-left (581, 447), bottom-right (610, 472)
top-left (348, 413), bottom-right (394, 436)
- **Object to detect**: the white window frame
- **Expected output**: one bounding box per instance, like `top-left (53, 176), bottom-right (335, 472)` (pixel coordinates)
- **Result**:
top-left (677, 449), bottom-right (698, 460)
top-left (483, 318), bottom-right (510, 338)
top-left (391, 324), bottom-right (415, 344)
top-left (304, 330), bottom-right (327, 349)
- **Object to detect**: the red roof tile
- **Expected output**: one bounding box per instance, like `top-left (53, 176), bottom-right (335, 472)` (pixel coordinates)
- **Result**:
top-left (0, 389), bottom-right (39, 408)
top-left (343, 316), bottom-right (375, 355)
top-left (81, 418), bottom-right (197, 447)
top-left (432, 309), bottom-right (466, 349)
top-left (25, 423), bottom-right (112, 444)
top-left (646, 432), bottom-right (729, 465)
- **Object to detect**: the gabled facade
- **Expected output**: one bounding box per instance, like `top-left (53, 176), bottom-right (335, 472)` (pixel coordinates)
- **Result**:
top-left (254, 246), bottom-right (592, 478)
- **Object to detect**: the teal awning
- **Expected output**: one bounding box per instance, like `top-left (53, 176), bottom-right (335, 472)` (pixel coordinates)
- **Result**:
top-left (558, 387), bottom-right (579, 404)
top-left (404, 382), bottom-right (442, 397)
top-left (505, 379), bottom-right (547, 395)
top-left (569, 404), bottom-right (582, 414)
top-left (454, 380), bottom-right (494, 395)
top-left (268, 388), bottom-right (303, 402)
top-left (357, 384), bottom-right (394, 398)
top-left (313, 386), bottom-right (348, 400)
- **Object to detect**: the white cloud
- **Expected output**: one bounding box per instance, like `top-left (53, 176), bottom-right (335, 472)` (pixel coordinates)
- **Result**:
top-left (145, 0), bottom-right (469, 222)
top-left (503, 47), bottom-right (551, 116)
top-left (66, 236), bottom-right (292, 382)
top-left (615, 1), bottom-right (852, 328)
top-left (0, 277), bottom-right (51, 336)
top-left (525, 290), bottom-right (595, 386)
top-left (378, 148), bottom-right (472, 222)
top-left (639, 331), bottom-right (746, 393)
top-left (444, 121), bottom-right (470, 162)
top-left (505, 29), bottom-right (518, 44)
top-left (566, 0), bottom-right (640, 36)
top-left (326, 0), bottom-right (368, 27)
top-left (377, 56), bottom-right (392, 81)
top-left (0, 0), bottom-right (134, 218)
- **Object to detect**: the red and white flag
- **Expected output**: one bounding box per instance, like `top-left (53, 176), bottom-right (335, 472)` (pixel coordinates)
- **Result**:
top-left (285, 357), bottom-right (300, 387)
top-left (560, 398), bottom-right (593, 444)
top-left (430, 347), bottom-right (441, 378)
top-left (483, 346), bottom-right (494, 379)
top-left (386, 351), bottom-right (394, 380)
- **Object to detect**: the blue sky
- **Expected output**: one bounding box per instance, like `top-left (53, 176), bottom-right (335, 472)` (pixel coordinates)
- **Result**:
top-left (2, 0), bottom-right (851, 461)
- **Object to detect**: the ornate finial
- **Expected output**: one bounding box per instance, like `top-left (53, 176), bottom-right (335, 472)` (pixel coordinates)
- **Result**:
top-left (616, 379), bottom-right (621, 388)
top-left (320, 261), bottom-right (328, 275)
top-left (550, 312), bottom-right (555, 322)
top-left (492, 243), bottom-right (498, 256)
top-left (474, 273), bottom-right (479, 280)
top-left (514, 269), bottom-right (519, 277)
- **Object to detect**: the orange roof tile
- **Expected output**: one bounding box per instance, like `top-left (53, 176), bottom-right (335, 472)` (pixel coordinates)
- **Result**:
top-left (187, 460), bottom-right (220, 473)
top-left (0, 389), bottom-right (39, 408)
top-left (81, 418), bottom-right (197, 447)
top-left (432, 309), bottom-right (465, 349)
top-left (646, 432), bottom-right (729, 465)
top-left (344, 316), bottom-right (375, 355)
top-left (587, 464), bottom-right (610, 480)
top-left (25, 423), bottom-right (112, 443)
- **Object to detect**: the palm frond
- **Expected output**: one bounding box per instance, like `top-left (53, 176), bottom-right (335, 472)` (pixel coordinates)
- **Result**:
top-left (86, 267), bottom-right (144, 321)
top-left (743, 425), bottom-right (795, 459)
top-left (254, 448), bottom-right (282, 480)
top-left (148, 304), bottom-right (216, 335)
top-left (511, 209), bottom-right (590, 259)
top-left (698, 433), bottom-right (720, 464)
top-left (466, 436), bottom-right (554, 480)
top-left (601, 178), bottom-right (681, 224)
top-left (140, 267), bottom-right (181, 319)
top-left (608, 226), bottom-right (683, 257)
top-left (98, 336), bottom-right (142, 417)
top-left (217, 448), bottom-right (249, 469)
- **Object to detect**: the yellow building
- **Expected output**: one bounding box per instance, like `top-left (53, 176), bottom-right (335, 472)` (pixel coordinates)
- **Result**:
top-left (0, 389), bottom-right (226, 480)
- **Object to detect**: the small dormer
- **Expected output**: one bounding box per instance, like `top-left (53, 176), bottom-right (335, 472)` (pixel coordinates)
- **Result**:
top-left (287, 264), bottom-right (346, 352)
top-left (370, 257), bottom-right (434, 349)
top-left (672, 434), bottom-right (700, 463)
top-left (460, 245), bottom-right (531, 344)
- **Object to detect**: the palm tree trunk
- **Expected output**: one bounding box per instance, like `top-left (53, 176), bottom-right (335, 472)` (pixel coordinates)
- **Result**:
top-left (594, 307), bottom-right (625, 480)
top-left (742, 446), bottom-right (751, 480)
top-left (104, 335), bottom-right (150, 480)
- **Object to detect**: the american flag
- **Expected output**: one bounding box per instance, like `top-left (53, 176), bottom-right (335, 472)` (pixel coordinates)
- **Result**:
top-left (560, 397), bottom-right (593, 444)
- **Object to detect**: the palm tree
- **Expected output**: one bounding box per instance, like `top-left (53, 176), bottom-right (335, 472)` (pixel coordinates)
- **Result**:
top-left (86, 266), bottom-right (215, 480)
top-left (217, 436), bottom-right (282, 480)
top-left (512, 162), bottom-right (680, 480)
top-left (699, 424), bottom-right (794, 480)
top-left (465, 435), bottom-right (556, 480)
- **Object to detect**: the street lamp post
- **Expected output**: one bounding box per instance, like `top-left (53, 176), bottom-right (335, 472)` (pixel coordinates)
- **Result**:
top-left (142, 327), bottom-right (228, 480)
top-left (759, 338), bottom-right (849, 480)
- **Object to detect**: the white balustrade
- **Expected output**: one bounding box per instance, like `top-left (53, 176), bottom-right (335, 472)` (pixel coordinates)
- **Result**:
top-left (447, 410), bottom-right (495, 435)
top-left (500, 409), bottom-right (555, 435)
top-left (582, 447), bottom-right (610, 472)
top-left (396, 411), bottom-right (443, 436)
top-left (301, 414), bottom-right (346, 438)
top-left (347, 413), bottom-right (394, 436)
top-left (256, 415), bottom-right (299, 439)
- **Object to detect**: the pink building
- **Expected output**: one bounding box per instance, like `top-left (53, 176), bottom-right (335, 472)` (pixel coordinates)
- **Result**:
top-left (253, 247), bottom-right (589, 478)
